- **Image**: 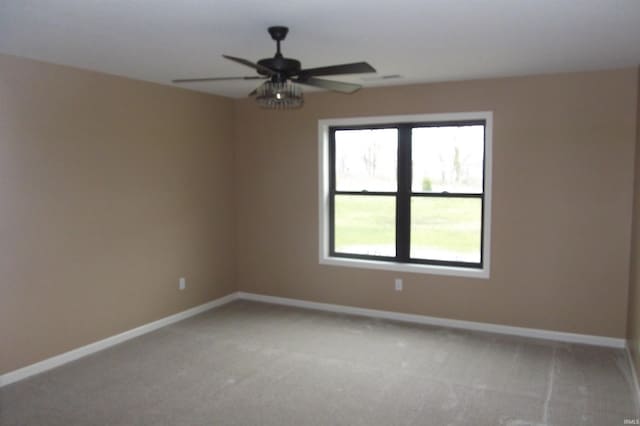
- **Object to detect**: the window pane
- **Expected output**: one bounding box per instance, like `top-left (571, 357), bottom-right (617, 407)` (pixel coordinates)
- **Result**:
top-left (410, 197), bottom-right (481, 263)
top-left (334, 195), bottom-right (396, 257)
top-left (412, 125), bottom-right (484, 193)
top-left (335, 128), bottom-right (398, 191)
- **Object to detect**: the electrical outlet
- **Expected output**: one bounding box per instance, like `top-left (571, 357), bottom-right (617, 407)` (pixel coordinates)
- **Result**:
top-left (179, 277), bottom-right (186, 291)
top-left (394, 278), bottom-right (403, 291)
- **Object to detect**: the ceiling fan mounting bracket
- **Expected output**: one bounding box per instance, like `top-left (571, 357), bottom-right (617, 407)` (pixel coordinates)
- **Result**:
top-left (267, 26), bottom-right (289, 42)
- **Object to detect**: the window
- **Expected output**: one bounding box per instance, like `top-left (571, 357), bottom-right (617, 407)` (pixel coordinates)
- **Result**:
top-left (319, 112), bottom-right (492, 278)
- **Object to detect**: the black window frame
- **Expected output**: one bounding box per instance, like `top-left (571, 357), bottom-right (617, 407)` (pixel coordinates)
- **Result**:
top-left (328, 119), bottom-right (486, 269)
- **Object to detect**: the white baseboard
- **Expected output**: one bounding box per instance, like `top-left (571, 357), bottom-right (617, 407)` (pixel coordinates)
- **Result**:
top-left (236, 292), bottom-right (626, 348)
top-left (0, 292), bottom-right (240, 387)
top-left (2, 290), bottom-right (627, 388)
top-left (625, 342), bottom-right (640, 410)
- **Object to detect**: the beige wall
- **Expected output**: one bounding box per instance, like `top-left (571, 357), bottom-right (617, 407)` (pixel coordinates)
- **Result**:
top-left (234, 69), bottom-right (638, 338)
top-left (2, 55), bottom-right (637, 376)
top-left (627, 68), bottom-right (640, 376)
top-left (0, 54), bottom-right (236, 374)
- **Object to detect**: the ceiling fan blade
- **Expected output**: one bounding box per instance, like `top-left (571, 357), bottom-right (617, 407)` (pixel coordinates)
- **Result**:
top-left (294, 77), bottom-right (362, 94)
top-left (172, 76), bottom-right (266, 83)
top-left (297, 62), bottom-right (376, 78)
top-left (223, 55), bottom-right (275, 76)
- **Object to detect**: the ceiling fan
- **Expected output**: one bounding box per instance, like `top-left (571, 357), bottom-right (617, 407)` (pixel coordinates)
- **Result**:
top-left (172, 26), bottom-right (377, 109)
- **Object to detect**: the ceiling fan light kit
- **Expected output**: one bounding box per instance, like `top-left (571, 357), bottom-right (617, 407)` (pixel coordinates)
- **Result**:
top-left (256, 80), bottom-right (303, 109)
top-left (172, 26), bottom-right (376, 110)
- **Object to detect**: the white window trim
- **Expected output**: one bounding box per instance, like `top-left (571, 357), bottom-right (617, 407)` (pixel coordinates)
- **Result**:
top-left (318, 111), bottom-right (493, 279)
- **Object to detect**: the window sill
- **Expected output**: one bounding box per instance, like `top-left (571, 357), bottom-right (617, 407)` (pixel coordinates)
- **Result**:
top-left (320, 256), bottom-right (490, 279)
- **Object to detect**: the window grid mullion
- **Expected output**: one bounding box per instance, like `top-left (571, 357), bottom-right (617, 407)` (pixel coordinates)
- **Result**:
top-left (333, 191), bottom-right (397, 196)
top-left (410, 192), bottom-right (483, 198)
top-left (396, 125), bottom-right (411, 262)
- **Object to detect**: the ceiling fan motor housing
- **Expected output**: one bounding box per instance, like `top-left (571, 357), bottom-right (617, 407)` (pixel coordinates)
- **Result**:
top-left (257, 57), bottom-right (301, 81)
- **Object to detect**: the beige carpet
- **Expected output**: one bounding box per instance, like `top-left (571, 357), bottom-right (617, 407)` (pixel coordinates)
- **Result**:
top-left (1, 300), bottom-right (638, 425)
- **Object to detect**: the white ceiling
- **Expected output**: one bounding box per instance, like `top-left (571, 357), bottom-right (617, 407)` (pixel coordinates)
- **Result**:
top-left (1, 0), bottom-right (639, 98)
